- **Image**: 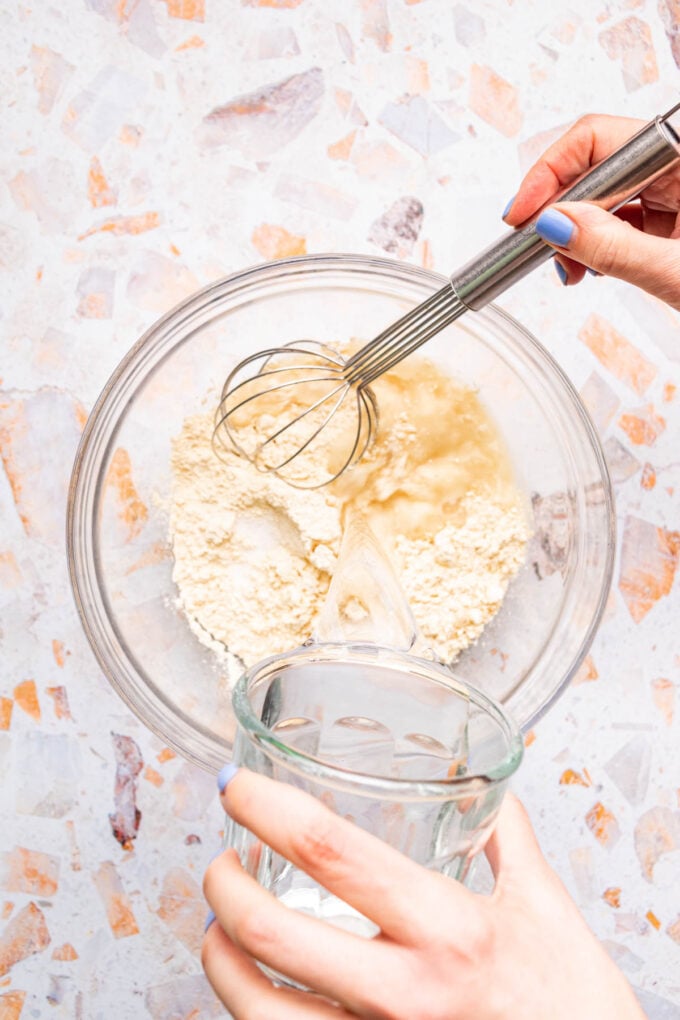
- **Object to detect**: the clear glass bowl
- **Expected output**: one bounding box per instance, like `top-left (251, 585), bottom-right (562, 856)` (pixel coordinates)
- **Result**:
top-left (67, 254), bottom-right (615, 772)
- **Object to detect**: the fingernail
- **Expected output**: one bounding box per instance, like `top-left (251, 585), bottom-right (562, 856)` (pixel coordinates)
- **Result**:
top-left (535, 208), bottom-right (575, 247)
top-left (586, 267), bottom-right (600, 277)
top-left (217, 762), bottom-right (239, 793)
top-left (205, 909), bottom-right (216, 932)
top-left (502, 193), bottom-right (516, 219)
top-left (554, 260), bottom-right (568, 286)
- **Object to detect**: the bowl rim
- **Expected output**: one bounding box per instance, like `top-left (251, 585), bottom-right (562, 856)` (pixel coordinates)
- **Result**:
top-left (67, 252), bottom-right (615, 770)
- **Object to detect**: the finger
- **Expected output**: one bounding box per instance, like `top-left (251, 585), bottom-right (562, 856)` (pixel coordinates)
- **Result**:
top-left (554, 255), bottom-right (587, 287)
top-left (204, 848), bottom-right (394, 1009)
top-left (534, 200), bottom-right (680, 308)
top-left (503, 114), bottom-right (645, 225)
top-left (219, 768), bottom-right (478, 943)
top-left (640, 202), bottom-right (679, 239)
top-left (202, 920), bottom-right (356, 1019)
top-left (484, 793), bottom-right (547, 887)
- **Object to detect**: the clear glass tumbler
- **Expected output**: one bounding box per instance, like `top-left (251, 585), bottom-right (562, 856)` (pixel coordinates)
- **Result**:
top-left (227, 641), bottom-right (523, 978)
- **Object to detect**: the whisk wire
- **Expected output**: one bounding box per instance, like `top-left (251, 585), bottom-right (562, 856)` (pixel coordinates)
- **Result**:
top-left (345, 286), bottom-right (463, 387)
top-left (257, 380), bottom-right (349, 470)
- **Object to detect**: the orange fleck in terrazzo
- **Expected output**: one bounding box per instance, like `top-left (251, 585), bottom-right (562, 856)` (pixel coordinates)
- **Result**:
top-left (51, 943), bottom-right (78, 961)
top-left (0, 700), bottom-right (12, 732)
top-left (405, 55), bottom-right (430, 93)
top-left (0, 901), bottom-right (50, 977)
top-left (166, 0), bottom-right (205, 19)
top-left (144, 766), bottom-right (164, 787)
top-left (469, 64), bottom-right (522, 137)
top-left (523, 730), bottom-right (536, 748)
top-left (156, 868), bottom-right (204, 955)
top-left (157, 747), bottom-right (176, 763)
top-left (599, 16), bottom-right (659, 90)
top-left (646, 909), bottom-right (661, 930)
top-left (0, 991), bottom-right (26, 1019)
top-left (560, 768), bottom-right (591, 787)
top-left (93, 862), bottom-right (139, 939)
top-left (104, 448), bottom-right (149, 542)
top-left (573, 654), bottom-right (599, 685)
top-left (578, 313), bottom-right (657, 394)
top-left (175, 34), bottom-right (205, 50)
top-left (0, 847), bottom-right (59, 897)
top-left (585, 802), bottom-right (620, 847)
top-left (651, 677), bottom-right (674, 725)
top-left (51, 639), bottom-right (68, 668)
top-left (13, 681), bottom-right (40, 723)
top-left (119, 124), bottom-right (142, 146)
top-left (640, 462), bottom-right (656, 489)
top-left (78, 211), bottom-right (161, 241)
top-left (663, 382), bottom-right (676, 402)
top-left (634, 806), bottom-right (680, 880)
top-left (603, 887), bottom-right (621, 908)
top-left (251, 223), bottom-right (307, 260)
top-left (0, 553), bottom-right (21, 588)
top-left (419, 239), bottom-right (434, 270)
top-left (87, 157), bottom-right (116, 208)
top-left (1, 905), bottom-right (12, 921)
top-left (667, 915), bottom-right (680, 944)
top-left (46, 686), bottom-right (71, 720)
top-left (0, 404), bottom-right (29, 533)
top-left (361, 0), bottom-right (392, 51)
top-left (618, 517), bottom-right (680, 622)
top-left (618, 405), bottom-right (666, 446)
top-left (327, 130), bottom-right (357, 160)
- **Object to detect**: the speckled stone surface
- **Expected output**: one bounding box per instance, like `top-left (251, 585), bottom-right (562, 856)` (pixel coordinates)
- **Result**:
top-left (1, 1), bottom-right (680, 1016)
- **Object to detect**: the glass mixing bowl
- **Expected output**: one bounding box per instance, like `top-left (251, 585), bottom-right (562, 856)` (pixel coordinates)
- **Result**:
top-left (67, 254), bottom-right (614, 772)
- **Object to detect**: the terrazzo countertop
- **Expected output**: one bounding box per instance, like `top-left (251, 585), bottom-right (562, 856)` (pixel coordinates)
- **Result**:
top-left (1, 0), bottom-right (680, 1016)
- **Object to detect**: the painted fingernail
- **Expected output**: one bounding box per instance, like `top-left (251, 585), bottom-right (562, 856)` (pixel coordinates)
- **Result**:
top-left (502, 193), bottom-right (516, 219)
top-left (535, 208), bottom-right (575, 247)
top-left (554, 260), bottom-right (568, 286)
top-left (217, 762), bottom-right (239, 793)
top-left (205, 909), bottom-right (216, 932)
top-left (586, 267), bottom-right (600, 277)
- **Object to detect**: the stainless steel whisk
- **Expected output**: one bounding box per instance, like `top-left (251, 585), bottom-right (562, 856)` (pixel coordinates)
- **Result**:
top-left (215, 102), bottom-right (680, 489)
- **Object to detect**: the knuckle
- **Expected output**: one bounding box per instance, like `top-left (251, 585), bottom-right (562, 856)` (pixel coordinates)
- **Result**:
top-left (588, 229), bottom-right (622, 275)
top-left (289, 813), bottom-right (346, 873)
top-left (463, 909), bottom-right (495, 960)
top-left (574, 112), bottom-right (597, 132)
top-left (231, 905), bottom-right (277, 953)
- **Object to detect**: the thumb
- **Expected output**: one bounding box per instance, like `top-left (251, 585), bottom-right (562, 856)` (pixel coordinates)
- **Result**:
top-left (535, 201), bottom-right (680, 309)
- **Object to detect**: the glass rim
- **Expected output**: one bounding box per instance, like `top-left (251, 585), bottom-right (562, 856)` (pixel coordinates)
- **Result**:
top-left (232, 642), bottom-right (525, 797)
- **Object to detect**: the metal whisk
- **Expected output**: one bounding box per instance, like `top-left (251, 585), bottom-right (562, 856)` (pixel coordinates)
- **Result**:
top-left (215, 102), bottom-right (680, 489)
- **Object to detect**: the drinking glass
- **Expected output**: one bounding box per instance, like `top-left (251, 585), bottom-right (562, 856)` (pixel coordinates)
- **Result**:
top-left (227, 641), bottom-right (523, 985)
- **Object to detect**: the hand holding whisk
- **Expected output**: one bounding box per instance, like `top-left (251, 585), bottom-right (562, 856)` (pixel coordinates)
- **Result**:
top-left (214, 104), bottom-right (680, 489)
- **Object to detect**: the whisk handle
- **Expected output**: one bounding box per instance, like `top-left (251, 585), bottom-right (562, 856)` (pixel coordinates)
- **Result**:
top-left (450, 102), bottom-right (680, 311)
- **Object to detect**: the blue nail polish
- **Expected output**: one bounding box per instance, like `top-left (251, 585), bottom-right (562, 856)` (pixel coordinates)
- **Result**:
top-left (554, 260), bottom-right (568, 285)
top-left (586, 267), bottom-right (599, 277)
top-left (535, 208), bottom-right (574, 247)
top-left (205, 909), bottom-right (216, 932)
top-left (217, 762), bottom-right (239, 793)
top-left (502, 193), bottom-right (516, 219)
